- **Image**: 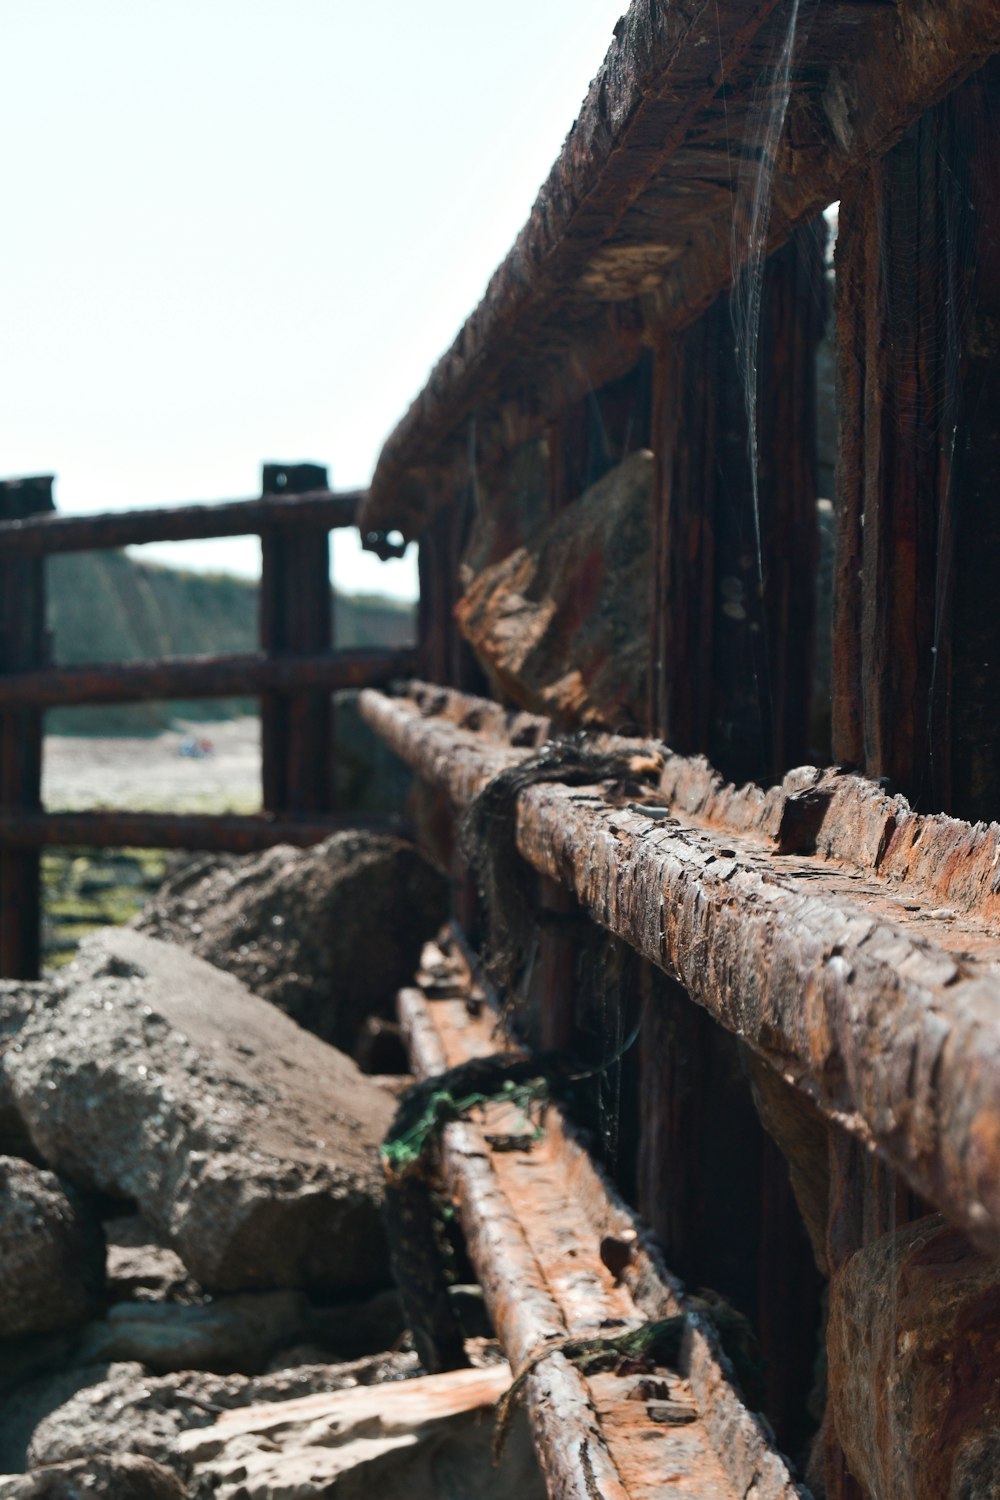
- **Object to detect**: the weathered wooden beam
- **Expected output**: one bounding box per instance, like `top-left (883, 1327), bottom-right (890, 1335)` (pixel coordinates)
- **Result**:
top-left (362, 0), bottom-right (1000, 541)
top-left (0, 487), bottom-right (360, 555)
top-left (0, 647), bottom-right (417, 710)
top-left (362, 685), bottom-right (1000, 1255)
top-left (0, 810), bottom-right (397, 852)
top-left (361, 0), bottom-right (789, 539)
top-left (398, 961), bottom-right (806, 1499)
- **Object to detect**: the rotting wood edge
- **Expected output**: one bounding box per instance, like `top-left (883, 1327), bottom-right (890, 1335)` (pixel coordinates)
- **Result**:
top-left (397, 979), bottom-right (808, 1499)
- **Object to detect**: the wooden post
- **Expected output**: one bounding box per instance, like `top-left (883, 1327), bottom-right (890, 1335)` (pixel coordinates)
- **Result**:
top-left (259, 463), bottom-right (333, 815)
top-left (832, 61), bottom-right (1000, 819)
top-left (649, 223), bottom-right (824, 783)
top-left (0, 476), bottom-right (54, 978)
top-left (415, 492), bottom-right (486, 695)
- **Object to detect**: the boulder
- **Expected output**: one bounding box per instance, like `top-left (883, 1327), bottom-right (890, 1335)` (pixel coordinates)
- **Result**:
top-left (0, 1158), bottom-right (105, 1339)
top-left (0, 984), bottom-right (44, 1162)
top-left (25, 1353), bottom-right (421, 1475)
top-left (828, 1214), bottom-right (1000, 1499)
top-left (3, 929), bottom-right (394, 1293)
top-left (455, 449), bottom-right (653, 730)
top-left (0, 1364), bottom-right (126, 1476)
top-left (136, 832), bottom-right (447, 1051)
top-left (176, 1363), bottom-right (545, 1500)
top-left (0, 1455), bottom-right (187, 1499)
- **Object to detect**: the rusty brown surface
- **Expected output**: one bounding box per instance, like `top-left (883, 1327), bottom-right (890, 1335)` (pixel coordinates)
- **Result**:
top-left (399, 944), bottom-right (808, 1499)
top-left (0, 487), bottom-right (360, 556)
top-left (361, 0), bottom-right (1000, 542)
top-left (0, 809), bottom-right (402, 852)
top-left (362, 685), bottom-right (1000, 1255)
top-left (0, 647), bottom-right (418, 710)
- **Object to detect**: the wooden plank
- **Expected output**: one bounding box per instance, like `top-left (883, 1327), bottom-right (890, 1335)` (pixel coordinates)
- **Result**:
top-left (0, 487), bottom-right (359, 555)
top-left (397, 961), bottom-right (806, 1500)
top-left (361, 685), bottom-right (1000, 1255)
top-left (0, 476), bottom-right (52, 978)
top-left (0, 647), bottom-right (417, 710)
top-left (0, 809), bottom-right (399, 852)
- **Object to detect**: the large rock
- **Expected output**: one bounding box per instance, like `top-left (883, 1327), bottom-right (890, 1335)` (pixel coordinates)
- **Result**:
top-left (828, 1214), bottom-right (1000, 1499)
top-left (24, 1353), bottom-right (420, 1475)
top-left (0, 1158), bottom-right (105, 1339)
top-left (2, 929), bottom-right (394, 1293)
top-left (0, 1455), bottom-right (187, 1499)
top-left (136, 832), bottom-right (447, 1051)
top-left (455, 450), bottom-right (653, 730)
top-left (0, 1364), bottom-right (129, 1476)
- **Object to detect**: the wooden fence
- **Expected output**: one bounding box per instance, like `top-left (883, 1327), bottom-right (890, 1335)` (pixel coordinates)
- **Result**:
top-left (0, 462), bottom-right (416, 980)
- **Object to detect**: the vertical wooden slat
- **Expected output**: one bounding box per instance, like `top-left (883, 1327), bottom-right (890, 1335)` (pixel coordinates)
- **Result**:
top-left (649, 323), bottom-right (716, 751)
top-left (946, 63), bottom-right (1000, 821)
top-left (415, 491), bottom-right (486, 696)
top-left (832, 62), bottom-right (1000, 818)
top-left (259, 462), bottom-right (332, 814)
top-left (651, 225), bottom-right (823, 783)
top-left (757, 221), bottom-right (826, 773)
top-left (831, 189), bottom-right (867, 773)
top-left (0, 476), bottom-right (54, 978)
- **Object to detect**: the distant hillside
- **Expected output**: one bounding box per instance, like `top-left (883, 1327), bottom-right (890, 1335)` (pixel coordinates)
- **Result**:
top-left (47, 551), bottom-right (414, 734)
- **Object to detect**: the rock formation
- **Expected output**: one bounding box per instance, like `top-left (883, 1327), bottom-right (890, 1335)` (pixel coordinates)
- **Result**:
top-left (0, 1158), bottom-right (105, 1338)
top-left (136, 832), bottom-right (447, 1051)
top-left (1, 929), bottom-right (394, 1293)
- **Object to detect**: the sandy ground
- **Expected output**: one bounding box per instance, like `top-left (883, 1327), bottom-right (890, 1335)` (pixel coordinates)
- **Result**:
top-left (43, 717), bottom-right (262, 813)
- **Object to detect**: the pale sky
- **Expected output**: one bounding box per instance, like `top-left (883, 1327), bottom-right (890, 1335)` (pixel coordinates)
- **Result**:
top-left (2, 1), bottom-right (628, 599)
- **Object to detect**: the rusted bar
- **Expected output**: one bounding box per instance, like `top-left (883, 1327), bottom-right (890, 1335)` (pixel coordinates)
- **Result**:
top-left (0, 476), bottom-right (52, 978)
top-left (397, 961), bottom-right (806, 1500)
top-left (0, 810), bottom-right (396, 852)
top-left (0, 487), bottom-right (361, 556)
top-left (361, 686), bottom-right (1000, 1255)
top-left (259, 463), bottom-right (334, 815)
top-left (0, 647), bottom-right (417, 710)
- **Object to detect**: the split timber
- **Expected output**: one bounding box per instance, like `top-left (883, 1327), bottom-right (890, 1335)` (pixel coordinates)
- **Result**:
top-left (399, 941), bottom-right (806, 1500)
top-left (363, 682), bottom-right (1000, 1259)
